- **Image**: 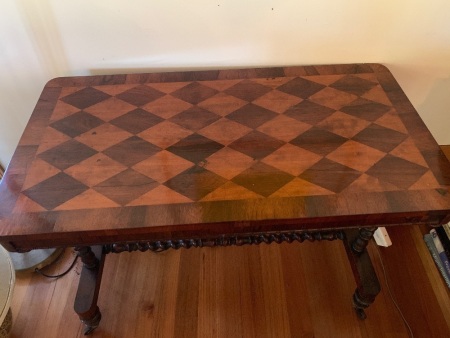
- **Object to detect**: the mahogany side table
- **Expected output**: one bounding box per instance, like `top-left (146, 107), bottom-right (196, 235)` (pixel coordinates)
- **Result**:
top-left (1, 64), bottom-right (450, 334)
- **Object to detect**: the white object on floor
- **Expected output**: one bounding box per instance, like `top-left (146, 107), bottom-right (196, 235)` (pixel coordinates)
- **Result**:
top-left (0, 245), bottom-right (15, 337)
top-left (8, 248), bottom-right (63, 273)
top-left (374, 227), bottom-right (392, 247)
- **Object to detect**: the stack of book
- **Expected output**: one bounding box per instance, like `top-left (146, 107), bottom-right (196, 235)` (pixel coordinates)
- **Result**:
top-left (424, 223), bottom-right (450, 288)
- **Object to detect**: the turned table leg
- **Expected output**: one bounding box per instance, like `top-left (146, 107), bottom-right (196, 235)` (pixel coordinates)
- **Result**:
top-left (74, 246), bottom-right (105, 335)
top-left (343, 227), bottom-right (381, 319)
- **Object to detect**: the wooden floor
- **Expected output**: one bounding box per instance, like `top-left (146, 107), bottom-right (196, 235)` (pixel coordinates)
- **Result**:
top-left (8, 225), bottom-right (450, 338)
top-left (8, 146), bottom-right (450, 338)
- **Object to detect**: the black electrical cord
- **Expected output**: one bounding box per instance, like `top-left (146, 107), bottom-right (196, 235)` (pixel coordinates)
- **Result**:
top-left (34, 252), bottom-right (79, 279)
top-left (374, 244), bottom-right (414, 338)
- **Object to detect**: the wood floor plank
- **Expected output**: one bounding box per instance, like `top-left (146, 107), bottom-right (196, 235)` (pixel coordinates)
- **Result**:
top-left (279, 242), bottom-right (314, 338)
top-left (9, 225), bottom-right (450, 337)
top-left (300, 240), bottom-right (362, 338)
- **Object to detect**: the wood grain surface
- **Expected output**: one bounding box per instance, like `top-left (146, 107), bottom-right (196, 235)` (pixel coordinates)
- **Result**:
top-left (1, 64), bottom-right (450, 251)
top-left (9, 225), bottom-right (450, 337)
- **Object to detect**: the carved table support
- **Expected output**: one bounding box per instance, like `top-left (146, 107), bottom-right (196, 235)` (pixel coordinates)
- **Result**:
top-left (74, 246), bottom-right (105, 335)
top-left (103, 230), bottom-right (346, 254)
top-left (343, 227), bottom-right (381, 319)
top-left (71, 229), bottom-right (378, 335)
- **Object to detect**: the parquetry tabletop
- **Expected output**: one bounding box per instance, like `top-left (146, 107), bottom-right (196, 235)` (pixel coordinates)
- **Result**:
top-left (1, 64), bottom-right (450, 251)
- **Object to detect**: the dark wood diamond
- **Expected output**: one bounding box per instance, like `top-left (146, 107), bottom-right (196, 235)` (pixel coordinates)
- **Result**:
top-left (366, 154), bottom-right (428, 189)
top-left (329, 75), bottom-right (377, 96)
top-left (38, 139), bottom-right (97, 170)
top-left (226, 103), bottom-right (278, 129)
top-left (60, 87), bottom-right (111, 109)
top-left (164, 165), bottom-right (227, 201)
top-left (224, 80), bottom-right (272, 102)
top-left (116, 85), bottom-right (165, 107)
top-left (340, 98), bottom-right (391, 122)
top-left (110, 109), bottom-right (163, 134)
top-left (229, 130), bottom-right (285, 160)
top-left (93, 169), bottom-right (159, 205)
top-left (103, 136), bottom-right (161, 167)
top-left (232, 162), bottom-right (294, 197)
top-left (352, 124), bottom-right (408, 153)
top-left (166, 133), bottom-right (224, 164)
top-left (50, 111), bottom-right (104, 138)
top-left (171, 82), bottom-right (218, 105)
top-left (284, 100), bottom-right (336, 125)
top-left (299, 158), bottom-right (362, 193)
top-left (169, 107), bottom-right (221, 132)
top-left (277, 77), bottom-right (325, 99)
top-left (23, 172), bottom-right (88, 210)
top-left (290, 127), bottom-right (347, 156)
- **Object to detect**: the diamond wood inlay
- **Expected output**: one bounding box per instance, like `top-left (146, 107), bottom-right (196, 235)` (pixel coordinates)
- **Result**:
top-left (166, 133), bottom-right (224, 164)
top-left (256, 115), bottom-right (311, 142)
top-left (299, 158), bottom-right (362, 193)
top-left (22, 172), bottom-right (89, 210)
top-left (271, 178), bottom-right (334, 197)
top-left (261, 143), bottom-right (321, 177)
top-left (21, 158), bottom-right (61, 191)
top-left (374, 109), bottom-right (408, 134)
top-left (352, 124), bottom-right (408, 153)
top-left (203, 147), bottom-right (255, 180)
top-left (142, 95), bottom-right (193, 119)
top-left (228, 130), bottom-right (285, 160)
top-left (103, 136), bottom-right (161, 167)
top-left (75, 123), bottom-right (133, 152)
top-left (2, 64), bottom-right (449, 247)
top-left (64, 153), bottom-right (127, 187)
top-left (93, 169), bottom-right (159, 205)
top-left (326, 140), bottom-right (386, 172)
top-left (169, 107), bottom-right (220, 132)
top-left (317, 111), bottom-right (371, 139)
top-left (60, 87), bottom-right (111, 109)
top-left (54, 189), bottom-right (120, 211)
top-left (164, 165), bottom-right (227, 201)
top-left (365, 154), bottom-right (428, 189)
top-left (138, 121), bottom-right (193, 149)
top-left (84, 97), bottom-right (137, 121)
top-left (50, 111), bottom-right (104, 138)
top-left (50, 101), bottom-right (81, 122)
top-left (226, 103), bottom-right (278, 129)
top-left (171, 82), bottom-right (218, 105)
top-left (197, 118), bottom-right (252, 146)
top-left (116, 85), bottom-right (165, 107)
top-left (290, 127), bottom-right (347, 156)
top-left (252, 90), bottom-right (302, 114)
top-left (231, 162), bottom-right (294, 197)
top-left (110, 109), bottom-right (164, 134)
top-left (38, 139), bottom-right (97, 170)
top-left (329, 75), bottom-right (377, 96)
top-left (309, 87), bottom-right (358, 110)
top-left (197, 92), bottom-right (247, 116)
top-left (285, 100), bottom-right (336, 125)
top-left (201, 181), bottom-right (263, 202)
top-left (224, 80), bottom-right (272, 102)
top-left (36, 127), bottom-right (71, 155)
top-left (277, 77), bottom-right (326, 99)
top-left (132, 150), bottom-right (194, 183)
top-left (340, 98), bottom-right (391, 122)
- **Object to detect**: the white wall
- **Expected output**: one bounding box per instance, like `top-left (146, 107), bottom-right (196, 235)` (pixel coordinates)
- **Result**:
top-left (1, 0), bottom-right (449, 167)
